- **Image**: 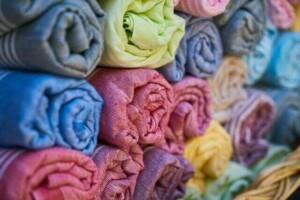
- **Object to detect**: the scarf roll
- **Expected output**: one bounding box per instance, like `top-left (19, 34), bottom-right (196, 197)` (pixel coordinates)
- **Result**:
top-left (97, 0), bottom-right (185, 68)
top-left (92, 145), bottom-right (144, 200)
top-left (207, 56), bottom-right (247, 124)
top-left (184, 121), bottom-right (233, 194)
top-left (262, 32), bottom-right (300, 89)
top-left (291, 4), bottom-right (300, 32)
top-left (244, 21), bottom-right (278, 85)
top-left (0, 0), bottom-right (105, 78)
top-left (214, 0), bottom-right (266, 56)
top-left (158, 13), bottom-right (223, 82)
top-left (0, 148), bottom-right (99, 200)
top-left (267, 0), bottom-right (295, 29)
top-left (176, 0), bottom-right (231, 17)
top-left (226, 89), bottom-right (275, 166)
top-left (0, 70), bottom-right (103, 155)
top-left (88, 68), bottom-right (173, 148)
top-left (133, 148), bottom-right (194, 200)
top-left (160, 76), bottom-right (211, 155)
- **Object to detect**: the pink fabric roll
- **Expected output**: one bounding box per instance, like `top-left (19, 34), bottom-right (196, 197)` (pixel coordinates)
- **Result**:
top-left (176, 0), bottom-right (230, 17)
top-left (88, 68), bottom-right (174, 148)
top-left (174, 0), bottom-right (180, 6)
top-left (289, 0), bottom-right (300, 4)
top-left (267, 0), bottom-right (295, 29)
top-left (92, 145), bottom-right (144, 200)
top-left (160, 76), bottom-right (211, 155)
top-left (0, 148), bottom-right (99, 200)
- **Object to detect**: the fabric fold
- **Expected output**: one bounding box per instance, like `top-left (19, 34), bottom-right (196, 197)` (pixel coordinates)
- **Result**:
top-left (226, 89), bottom-right (275, 166)
top-left (0, 147), bottom-right (99, 200)
top-left (291, 4), bottom-right (300, 32)
top-left (133, 148), bottom-right (194, 200)
top-left (0, 0), bottom-right (105, 78)
top-left (184, 121), bottom-right (233, 194)
top-left (160, 76), bottom-right (211, 155)
top-left (158, 13), bottom-right (222, 82)
top-left (0, 70), bottom-right (103, 155)
top-left (97, 0), bottom-right (185, 68)
top-left (88, 68), bottom-right (174, 148)
top-left (214, 0), bottom-right (266, 55)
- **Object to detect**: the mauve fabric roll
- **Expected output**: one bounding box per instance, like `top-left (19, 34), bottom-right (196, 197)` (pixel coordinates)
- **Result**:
top-left (262, 32), bottom-right (300, 89)
top-left (0, 70), bottom-right (103, 155)
top-left (133, 148), bottom-right (194, 200)
top-left (0, 0), bottom-right (105, 78)
top-left (226, 89), bottom-right (275, 166)
top-left (207, 56), bottom-right (247, 124)
top-left (214, 0), bottom-right (266, 56)
top-left (88, 68), bottom-right (174, 148)
top-left (160, 76), bottom-right (211, 155)
top-left (92, 145), bottom-right (144, 200)
top-left (158, 13), bottom-right (223, 82)
top-left (266, 0), bottom-right (295, 29)
top-left (0, 148), bottom-right (99, 200)
top-left (244, 21), bottom-right (278, 85)
top-left (176, 0), bottom-right (231, 17)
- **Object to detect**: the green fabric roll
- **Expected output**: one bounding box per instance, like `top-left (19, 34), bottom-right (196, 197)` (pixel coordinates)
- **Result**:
top-left (98, 0), bottom-right (185, 68)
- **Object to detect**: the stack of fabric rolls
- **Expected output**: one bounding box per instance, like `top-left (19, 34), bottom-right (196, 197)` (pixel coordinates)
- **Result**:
top-left (0, 0), bottom-right (300, 199)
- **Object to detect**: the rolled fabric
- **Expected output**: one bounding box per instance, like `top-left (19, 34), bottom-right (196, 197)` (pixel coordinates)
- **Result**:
top-left (180, 187), bottom-right (203, 200)
top-left (0, 70), bottom-right (103, 155)
top-left (176, 0), bottom-right (231, 17)
top-left (174, 0), bottom-right (180, 6)
top-left (158, 13), bottom-right (223, 82)
top-left (266, 0), bottom-right (295, 29)
top-left (184, 121), bottom-right (233, 194)
top-left (92, 145), bottom-right (144, 200)
top-left (160, 76), bottom-right (211, 155)
top-left (291, 4), bottom-right (300, 32)
top-left (97, 0), bottom-right (185, 68)
top-left (88, 68), bottom-right (173, 148)
top-left (133, 148), bottom-right (194, 200)
top-left (203, 162), bottom-right (254, 200)
top-left (214, 0), bottom-right (266, 56)
top-left (0, 148), bottom-right (99, 200)
top-left (207, 56), bottom-right (247, 124)
top-left (0, 0), bottom-right (105, 78)
top-left (226, 89), bottom-right (275, 166)
top-left (262, 32), bottom-right (300, 89)
top-left (243, 21), bottom-right (278, 85)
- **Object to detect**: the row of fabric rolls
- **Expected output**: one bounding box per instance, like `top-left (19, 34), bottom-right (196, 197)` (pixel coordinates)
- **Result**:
top-left (0, 0), bottom-right (300, 199)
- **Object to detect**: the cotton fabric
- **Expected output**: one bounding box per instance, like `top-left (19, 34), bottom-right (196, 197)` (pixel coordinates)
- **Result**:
top-left (291, 4), bottom-right (300, 31)
top-left (267, 0), bottom-right (295, 29)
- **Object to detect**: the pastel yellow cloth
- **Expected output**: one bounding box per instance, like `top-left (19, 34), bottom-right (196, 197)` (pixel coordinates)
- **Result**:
top-left (291, 4), bottom-right (300, 32)
top-left (184, 121), bottom-right (233, 194)
top-left (207, 56), bottom-right (247, 124)
top-left (98, 0), bottom-right (185, 68)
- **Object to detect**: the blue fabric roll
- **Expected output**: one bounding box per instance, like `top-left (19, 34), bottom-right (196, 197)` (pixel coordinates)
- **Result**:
top-left (262, 32), bottom-right (300, 89)
top-left (0, 70), bottom-right (103, 155)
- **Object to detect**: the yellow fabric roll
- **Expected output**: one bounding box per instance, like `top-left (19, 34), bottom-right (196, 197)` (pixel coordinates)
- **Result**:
top-left (184, 121), bottom-right (233, 194)
top-left (291, 4), bottom-right (300, 32)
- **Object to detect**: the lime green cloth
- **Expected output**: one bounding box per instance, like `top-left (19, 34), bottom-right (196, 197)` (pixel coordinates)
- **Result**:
top-left (98, 0), bottom-right (185, 68)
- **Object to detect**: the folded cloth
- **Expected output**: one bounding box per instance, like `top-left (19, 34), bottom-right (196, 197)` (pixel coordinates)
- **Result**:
top-left (88, 68), bottom-right (173, 148)
top-left (262, 32), bottom-right (300, 89)
top-left (203, 162), bottom-right (254, 200)
top-left (0, 147), bottom-right (99, 200)
top-left (176, 0), bottom-right (231, 17)
top-left (207, 56), bottom-right (247, 124)
top-left (133, 148), bottom-right (194, 200)
top-left (235, 148), bottom-right (300, 200)
top-left (174, 0), bottom-right (180, 6)
top-left (291, 4), bottom-right (300, 32)
top-left (158, 13), bottom-right (223, 82)
top-left (184, 121), bottom-right (233, 194)
top-left (243, 21), bottom-right (278, 85)
top-left (97, 0), bottom-right (185, 68)
top-left (226, 89), bottom-right (275, 166)
top-left (214, 0), bottom-right (266, 56)
top-left (92, 145), bottom-right (144, 200)
top-left (0, 0), bottom-right (105, 78)
top-left (0, 70), bottom-right (103, 155)
top-left (266, 0), bottom-right (295, 29)
top-left (160, 76), bottom-right (211, 155)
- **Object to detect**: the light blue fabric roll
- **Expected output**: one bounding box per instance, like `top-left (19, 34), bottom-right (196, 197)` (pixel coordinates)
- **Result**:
top-left (243, 21), bottom-right (277, 85)
top-left (262, 32), bottom-right (300, 89)
top-left (0, 0), bottom-right (105, 78)
top-left (0, 70), bottom-right (103, 155)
